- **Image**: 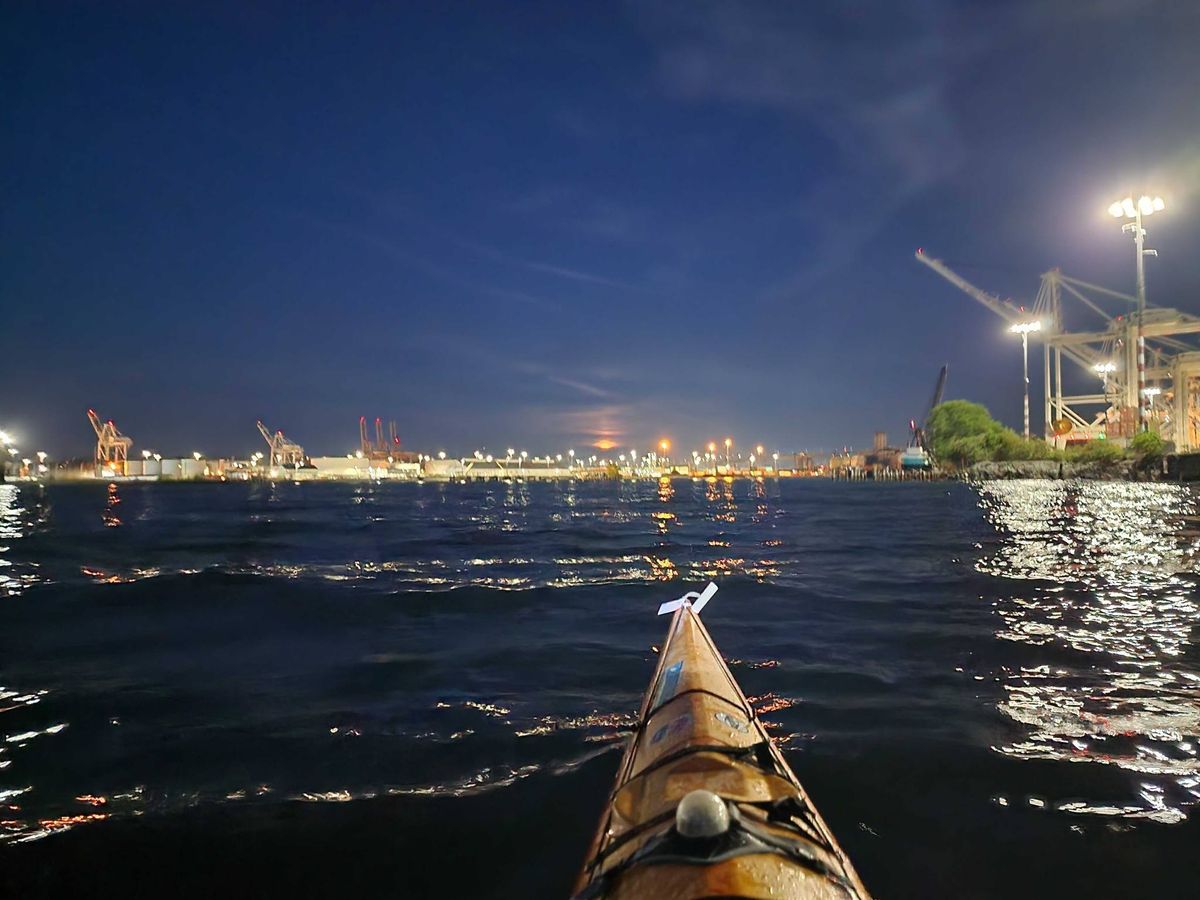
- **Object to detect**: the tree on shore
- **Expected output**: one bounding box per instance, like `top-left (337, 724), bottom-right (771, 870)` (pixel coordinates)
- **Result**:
top-left (926, 400), bottom-right (1058, 467)
top-left (926, 399), bottom-right (1162, 469)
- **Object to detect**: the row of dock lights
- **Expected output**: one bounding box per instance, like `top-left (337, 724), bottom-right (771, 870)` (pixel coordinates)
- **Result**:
top-left (0, 430), bottom-right (55, 478)
top-left (408, 441), bottom-right (783, 473)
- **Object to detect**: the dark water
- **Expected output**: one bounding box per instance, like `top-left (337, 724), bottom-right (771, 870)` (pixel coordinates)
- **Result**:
top-left (2, 477), bottom-right (1199, 898)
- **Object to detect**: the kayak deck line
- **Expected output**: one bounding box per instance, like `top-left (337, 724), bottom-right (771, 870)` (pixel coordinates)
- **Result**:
top-left (573, 584), bottom-right (871, 900)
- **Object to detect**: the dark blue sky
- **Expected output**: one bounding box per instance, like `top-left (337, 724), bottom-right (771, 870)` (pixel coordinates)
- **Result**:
top-left (3, 1), bottom-right (1198, 458)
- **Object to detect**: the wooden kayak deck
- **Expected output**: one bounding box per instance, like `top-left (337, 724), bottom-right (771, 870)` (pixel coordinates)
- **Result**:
top-left (573, 588), bottom-right (870, 899)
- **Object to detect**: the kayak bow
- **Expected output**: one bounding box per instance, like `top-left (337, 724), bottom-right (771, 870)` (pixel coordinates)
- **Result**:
top-left (573, 584), bottom-right (870, 899)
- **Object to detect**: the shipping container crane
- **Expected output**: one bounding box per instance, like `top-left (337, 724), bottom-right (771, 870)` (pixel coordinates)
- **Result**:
top-left (87, 409), bottom-right (133, 476)
top-left (360, 416), bottom-right (400, 460)
top-left (256, 420), bottom-right (305, 469)
top-left (917, 249), bottom-right (1200, 446)
top-left (918, 250), bottom-right (1132, 441)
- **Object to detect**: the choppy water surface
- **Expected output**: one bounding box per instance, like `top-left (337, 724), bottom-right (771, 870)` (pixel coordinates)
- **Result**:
top-left (1, 478), bottom-right (1199, 898)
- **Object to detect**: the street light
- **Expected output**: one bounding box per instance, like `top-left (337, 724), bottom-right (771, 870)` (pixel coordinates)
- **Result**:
top-left (724, 438), bottom-right (732, 469)
top-left (1010, 320), bottom-right (1042, 439)
top-left (1109, 194), bottom-right (1165, 432)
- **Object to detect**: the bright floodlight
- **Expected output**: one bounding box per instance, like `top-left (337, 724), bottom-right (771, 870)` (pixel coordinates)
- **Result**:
top-left (1010, 320), bottom-right (1042, 335)
top-left (1093, 361), bottom-right (1117, 374)
top-left (0, 430), bottom-right (10, 444)
top-left (1111, 195), bottom-right (1165, 219)
top-left (1143, 386), bottom-right (1162, 397)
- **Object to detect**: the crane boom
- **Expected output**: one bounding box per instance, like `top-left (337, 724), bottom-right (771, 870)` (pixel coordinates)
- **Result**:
top-left (915, 250), bottom-right (1026, 324)
top-left (916, 249), bottom-right (1106, 375)
top-left (927, 364), bottom-right (948, 424)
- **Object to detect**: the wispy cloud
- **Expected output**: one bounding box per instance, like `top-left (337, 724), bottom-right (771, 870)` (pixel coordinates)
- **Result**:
top-left (452, 235), bottom-right (638, 290)
top-left (292, 212), bottom-right (559, 310)
top-left (547, 375), bottom-right (612, 399)
top-left (345, 186), bottom-right (638, 291)
top-left (630, 1), bottom-right (967, 296)
top-left (639, 1), bottom-right (965, 194)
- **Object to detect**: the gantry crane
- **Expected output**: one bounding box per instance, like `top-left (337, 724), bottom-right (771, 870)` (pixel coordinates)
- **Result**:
top-left (915, 249), bottom-right (1200, 446)
top-left (359, 416), bottom-right (400, 460)
top-left (87, 409), bottom-right (133, 476)
top-left (256, 420), bottom-right (305, 469)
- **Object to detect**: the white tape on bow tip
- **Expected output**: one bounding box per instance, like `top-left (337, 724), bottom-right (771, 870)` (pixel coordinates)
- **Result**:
top-left (657, 581), bottom-right (718, 616)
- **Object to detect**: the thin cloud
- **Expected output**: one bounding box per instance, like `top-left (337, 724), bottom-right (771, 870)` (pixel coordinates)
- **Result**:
top-left (640, 1), bottom-right (965, 193)
top-left (548, 375), bottom-right (612, 399)
top-left (293, 212), bottom-right (558, 311)
top-left (453, 236), bottom-right (638, 290)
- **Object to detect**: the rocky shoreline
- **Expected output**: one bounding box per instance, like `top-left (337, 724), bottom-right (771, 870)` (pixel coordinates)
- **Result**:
top-left (968, 457), bottom-right (1189, 481)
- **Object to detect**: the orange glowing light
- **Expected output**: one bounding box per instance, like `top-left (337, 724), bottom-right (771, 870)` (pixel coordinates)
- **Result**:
top-left (594, 438), bottom-right (617, 451)
top-left (707, 442), bottom-right (716, 452)
top-left (659, 439), bottom-right (670, 452)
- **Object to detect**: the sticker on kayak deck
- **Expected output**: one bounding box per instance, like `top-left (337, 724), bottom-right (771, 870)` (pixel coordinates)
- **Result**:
top-left (653, 661), bottom-right (684, 709)
top-left (651, 713), bottom-right (692, 745)
top-left (714, 711), bottom-right (749, 733)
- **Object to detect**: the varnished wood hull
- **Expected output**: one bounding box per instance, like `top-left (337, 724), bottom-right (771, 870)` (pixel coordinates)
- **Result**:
top-left (573, 598), bottom-right (870, 899)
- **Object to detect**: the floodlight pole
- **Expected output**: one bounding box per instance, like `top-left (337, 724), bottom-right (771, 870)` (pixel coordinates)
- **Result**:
top-left (1132, 207), bottom-right (1148, 433)
top-left (1020, 329), bottom-right (1031, 439)
top-left (1010, 321), bottom-right (1040, 440)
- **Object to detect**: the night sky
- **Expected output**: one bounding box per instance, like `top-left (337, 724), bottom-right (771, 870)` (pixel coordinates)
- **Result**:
top-left (3, 2), bottom-right (1199, 459)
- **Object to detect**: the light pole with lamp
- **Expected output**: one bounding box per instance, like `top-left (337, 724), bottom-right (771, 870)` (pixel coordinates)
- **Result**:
top-left (1094, 362), bottom-right (1117, 436)
top-left (1010, 320), bottom-right (1042, 439)
top-left (1108, 194), bottom-right (1165, 432)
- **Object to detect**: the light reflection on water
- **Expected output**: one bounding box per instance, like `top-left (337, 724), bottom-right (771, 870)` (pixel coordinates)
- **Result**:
top-left (0, 484), bottom-right (46, 598)
top-left (0, 477), bottom-right (809, 843)
top-left (976, 479), bottom-right (1200, 823)
top-left (43, 478), bottom-right (799, 591)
